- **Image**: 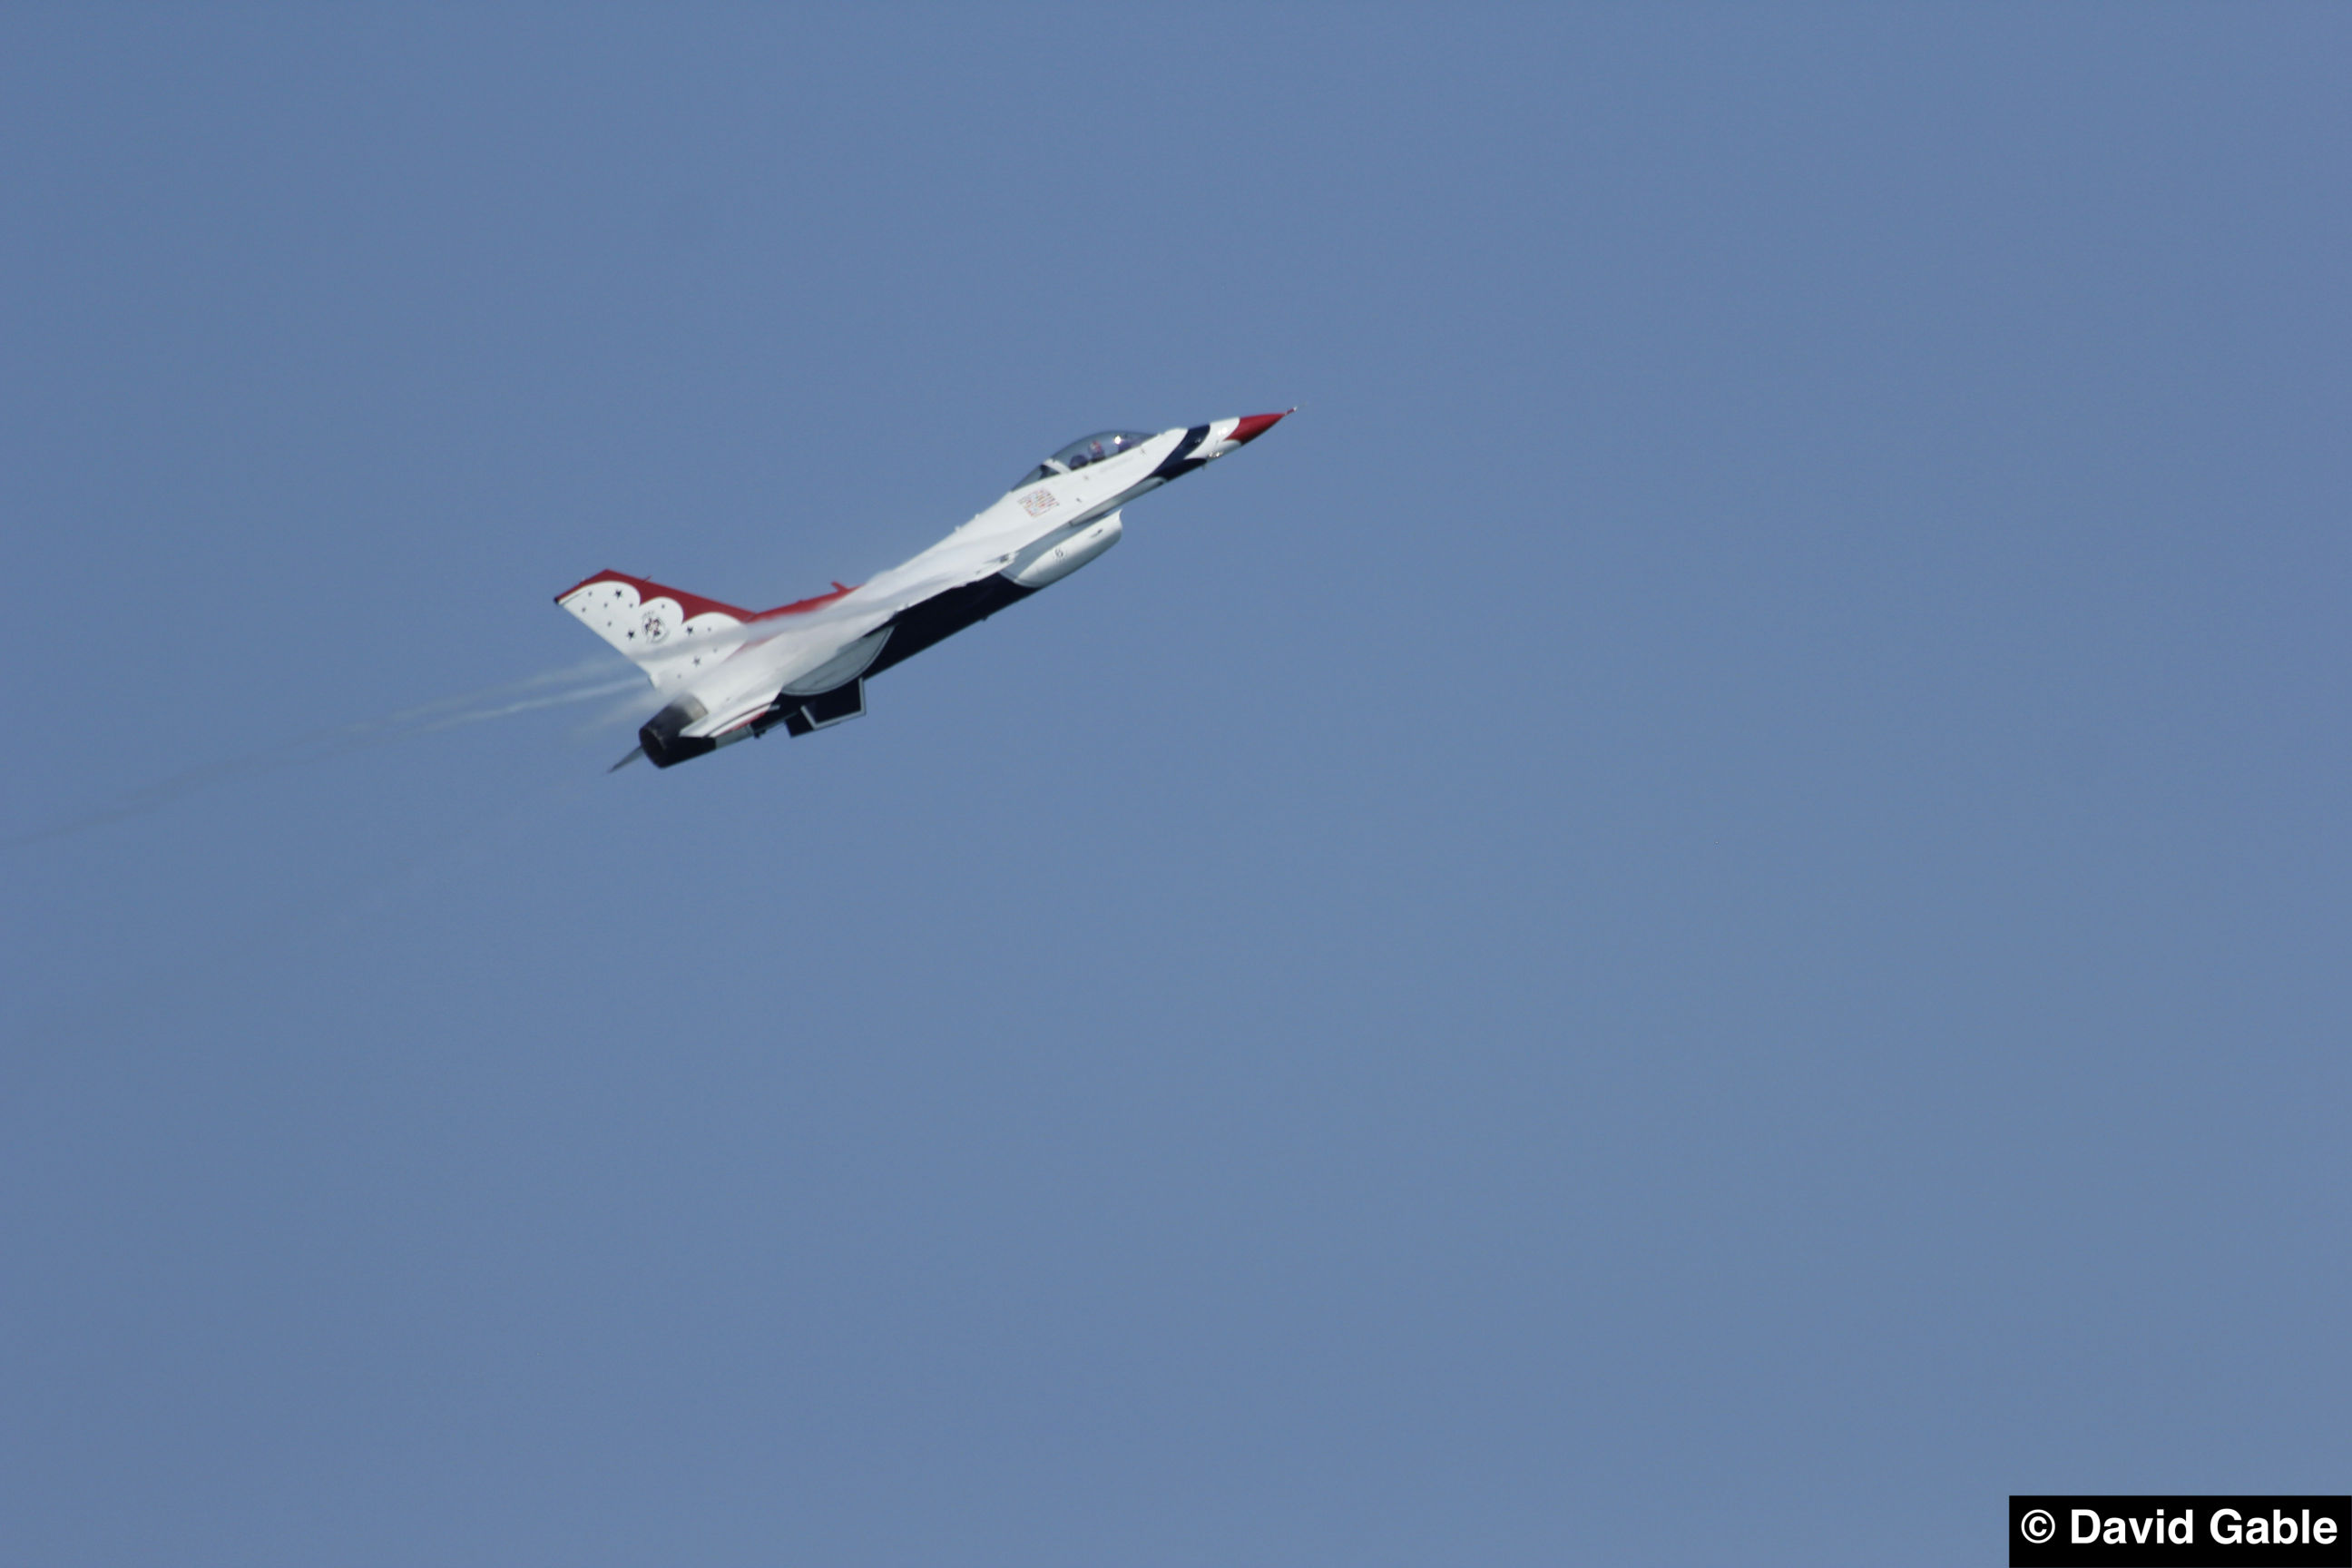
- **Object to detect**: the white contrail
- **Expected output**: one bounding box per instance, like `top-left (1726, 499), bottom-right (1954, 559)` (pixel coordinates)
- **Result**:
top-left (406, 676), bottom-right (647, 733)
top-left (571, 686), bottom-right (671, 742)
top-left (5, 660), bottom-right (650, 846)
top-left (337, 657), bottom-right (624, 734)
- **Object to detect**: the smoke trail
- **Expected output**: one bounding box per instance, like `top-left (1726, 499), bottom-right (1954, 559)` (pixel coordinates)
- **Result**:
top-left (572, 686), bottom-right (671, 742)
top-left (404, 675), bottom-right (647, 733)
top-left (5, 660), bottom-right (649, 847)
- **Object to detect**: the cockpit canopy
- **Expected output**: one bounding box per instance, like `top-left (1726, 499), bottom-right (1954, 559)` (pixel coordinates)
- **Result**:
top-left (1013, 430), bottom-right (1154, 489)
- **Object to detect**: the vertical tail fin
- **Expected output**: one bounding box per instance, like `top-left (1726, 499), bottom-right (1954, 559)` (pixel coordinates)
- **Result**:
top-left (554, 571), bottom-right (750, 690)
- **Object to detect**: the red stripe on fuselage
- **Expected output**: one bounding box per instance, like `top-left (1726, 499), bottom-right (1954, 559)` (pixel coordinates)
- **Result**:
top-left (751, 582), bottom-right (857, 619)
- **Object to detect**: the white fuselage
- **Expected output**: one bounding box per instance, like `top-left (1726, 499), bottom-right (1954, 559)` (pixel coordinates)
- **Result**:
top-left (556, 414), bottom-right (1285, 767)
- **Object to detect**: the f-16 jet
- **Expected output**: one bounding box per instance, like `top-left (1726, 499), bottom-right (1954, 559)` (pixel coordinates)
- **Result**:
top-left (557, 412), bottom-right (1289, 769)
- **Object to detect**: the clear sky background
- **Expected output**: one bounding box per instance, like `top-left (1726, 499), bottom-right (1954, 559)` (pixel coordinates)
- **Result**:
top-left (4, 7), bottom-right (2346, 1564)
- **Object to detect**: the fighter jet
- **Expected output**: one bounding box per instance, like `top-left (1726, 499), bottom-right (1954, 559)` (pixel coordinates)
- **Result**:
top-left (557, 412), bottom-right (1290, 768)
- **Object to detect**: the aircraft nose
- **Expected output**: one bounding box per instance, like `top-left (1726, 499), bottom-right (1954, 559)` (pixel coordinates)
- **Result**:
top-left (1226, 409), bottom-right (1291, 446)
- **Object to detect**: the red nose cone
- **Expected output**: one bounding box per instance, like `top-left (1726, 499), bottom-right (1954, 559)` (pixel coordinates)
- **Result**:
top-left (1228, 409), bottom-right (1291, 446)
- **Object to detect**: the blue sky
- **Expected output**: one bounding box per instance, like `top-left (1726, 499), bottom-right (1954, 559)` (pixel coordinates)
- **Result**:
top-left (5, 7), bottom-right (2347, 1564)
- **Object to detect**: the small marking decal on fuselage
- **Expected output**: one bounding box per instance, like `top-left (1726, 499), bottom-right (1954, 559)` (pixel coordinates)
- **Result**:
top-left (1019, 488), bottom-right (1058, 517)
